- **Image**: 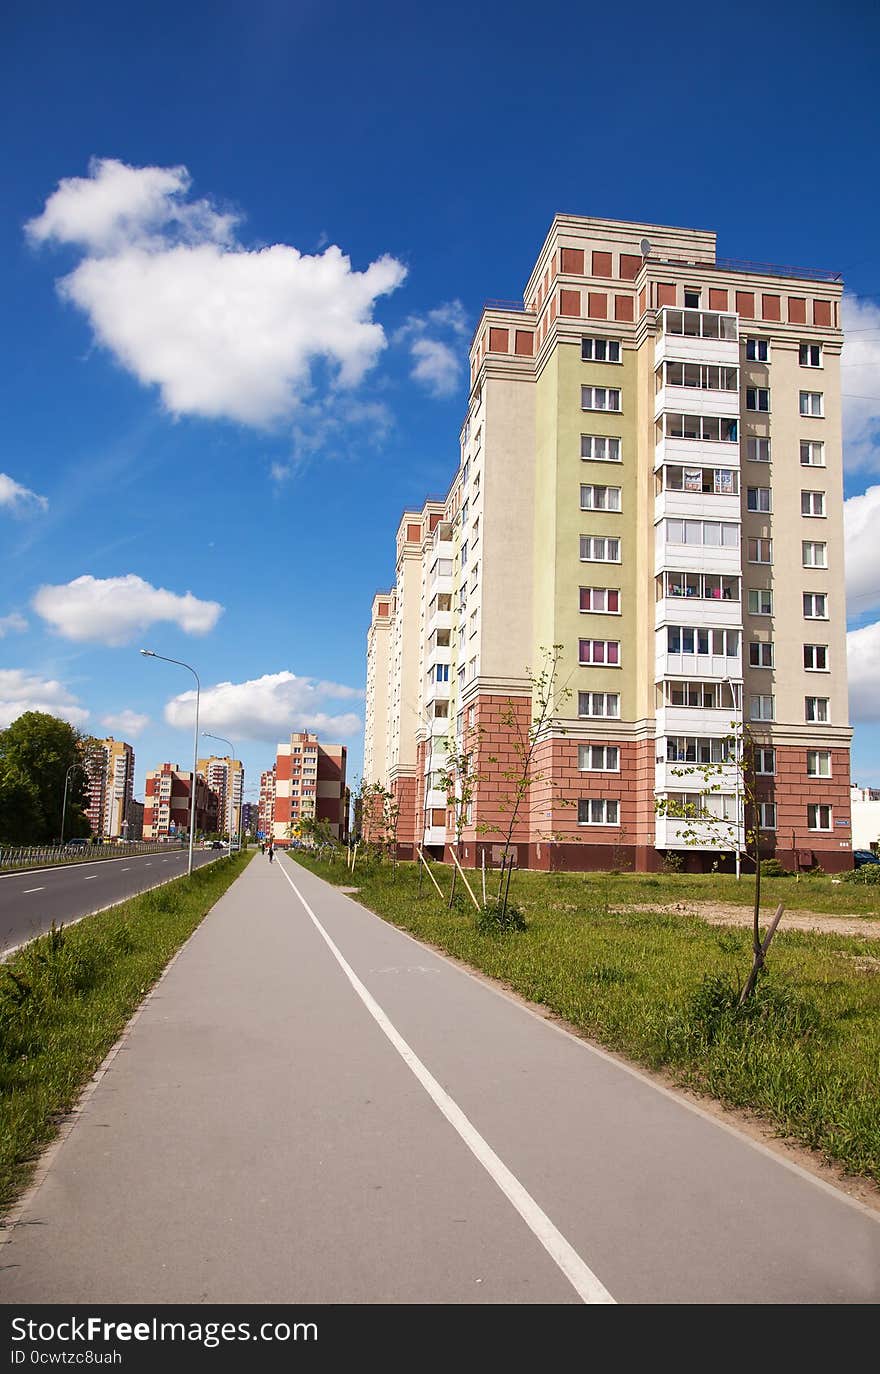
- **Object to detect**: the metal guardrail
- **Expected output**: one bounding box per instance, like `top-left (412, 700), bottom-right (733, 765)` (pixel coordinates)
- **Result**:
top-left (0, 840), bottom-right (186, 871)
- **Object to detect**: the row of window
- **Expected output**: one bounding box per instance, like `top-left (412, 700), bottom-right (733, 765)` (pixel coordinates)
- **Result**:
top-left (744, 388), bottom-right (825, 417)
top-left (749, 643), bottom-right (829, 672)
top-left (745, 487), bottom-right (827, 517)
top-left (749, 590), bottom-right (828, 619)
top-left (582, 435), bottom-right (828, 467)
top-left (583, 582), bottom-right (828, 622)
top-left (748, 696), bottom-right (831, 723)
top-left (574, 794), bottom-right (834, 831)
top-left (745, 339), bottom-right (824, 368)
top-left (666, 626), bottom-right (740, 657)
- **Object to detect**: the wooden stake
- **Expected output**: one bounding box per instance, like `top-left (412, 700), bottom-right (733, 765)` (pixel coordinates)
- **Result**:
top-left (450, 846), bottom-right (481, 911)
top-left (351, 842), bottom-right (359, 875)
top-left (416, 846), bottom-right (444, 898)
top-left (481, 849), bottom-right (487, 906)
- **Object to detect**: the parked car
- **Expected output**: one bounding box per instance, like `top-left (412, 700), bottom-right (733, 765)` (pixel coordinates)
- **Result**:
top-left (65, 837), bottom-right (89, 848)
top-left (210, 840), bottom-right (224, 850)
top-left (853, 849), bottom-right (880, 868)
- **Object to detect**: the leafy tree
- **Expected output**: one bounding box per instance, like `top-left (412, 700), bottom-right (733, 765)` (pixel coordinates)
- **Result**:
top-left (437, 732), bottom-right (480, 908)
top-left (0, 765), bottom-right (43, 844)
top-left (0, 712), bottom-right (94, 843)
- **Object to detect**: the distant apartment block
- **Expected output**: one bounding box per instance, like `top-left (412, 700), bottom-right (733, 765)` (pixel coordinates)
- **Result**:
top-left (197, 755), bottom-right (244, 839)
top-left (84, 737), bottom-right (135, 839)
top-left (272, 731), bottom-right (348, 844)
top-left (258, 765), bottom-right (276, 839)
top-left (241, 802), bottom-right (260, 837)
top-left (363, 215), bottom-right (852, 872)
top-left (143, 763), bottom-right (218, 839)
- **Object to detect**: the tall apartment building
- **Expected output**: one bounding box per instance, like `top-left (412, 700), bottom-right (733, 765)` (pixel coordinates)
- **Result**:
top-left (84, 737), bottom-right (135, 839)
top-left (241, 801), bottom-right (260, 837)
top-left (363, 215), bottom-right (852, 872)
top-left (143, 763), bottom-right (218, 840)
top-left (258, 765), bottom-right (276, 839)
top-left (196, 755), bottom-right (244, 839)
top-left (272, 731), bottom-right (348, 844)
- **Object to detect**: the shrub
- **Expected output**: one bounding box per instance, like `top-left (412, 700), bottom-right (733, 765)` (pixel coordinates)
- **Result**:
top-left (760, 858), bottom-right (791, 877)
top-left (476, 899), bottom-right (528, 934)
top-left (841, 863), bottom-right (880, 885)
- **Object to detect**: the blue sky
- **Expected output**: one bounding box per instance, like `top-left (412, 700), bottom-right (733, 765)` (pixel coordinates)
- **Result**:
top-left (2, 0), bottom-right (879, 802)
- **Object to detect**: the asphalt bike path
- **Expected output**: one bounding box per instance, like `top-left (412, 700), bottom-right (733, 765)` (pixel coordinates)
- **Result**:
top-left (0, 849), bottom-right (221, 955)
top-left (1, 852), bottom-right (877, 1304)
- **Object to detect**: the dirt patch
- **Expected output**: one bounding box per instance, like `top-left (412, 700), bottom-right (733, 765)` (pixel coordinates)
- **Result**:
top-left (621, 901), bottom-right (880, 940)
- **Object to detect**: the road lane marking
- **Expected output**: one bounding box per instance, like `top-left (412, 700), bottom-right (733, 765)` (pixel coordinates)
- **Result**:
top-left (276, 859), bottom-right (615, 1306)
top-left (121, 868), bottom-right (130, 872)
top-left (23, 887), bottom-right (44, 894)
top-left (83, 875), bottom-right (98, 880)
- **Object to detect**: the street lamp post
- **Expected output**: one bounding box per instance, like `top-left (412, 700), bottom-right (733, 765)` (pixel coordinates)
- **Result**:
top-left (201, 731), bottom-right (238, 858)
top-left (60, 762), bottom-right (87, 845)
top-left (140, 650), bottom-right (201, 877)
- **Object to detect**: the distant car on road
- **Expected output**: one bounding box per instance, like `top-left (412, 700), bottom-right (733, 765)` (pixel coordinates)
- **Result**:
top-left (210, 840), bottom-right (224, 850)
top-left (853, 849), bottom-right (880, 868)
top-left (65, 837), bottom-right (89, 848)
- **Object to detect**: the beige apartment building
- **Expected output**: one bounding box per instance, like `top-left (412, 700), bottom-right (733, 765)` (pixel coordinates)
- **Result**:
top-left (363, 214), bottom-right (852, 872)
top-left (196, 755), bottom-right (244, 839)
top-left (84, 737), bottom-right (136, 839)
top-left (271, 731), bottom-right (348, 844)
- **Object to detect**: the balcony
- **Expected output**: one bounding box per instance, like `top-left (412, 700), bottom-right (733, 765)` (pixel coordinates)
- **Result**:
top-left (654, 527), bottom-right (741, 577)
top-left (656, 704), bottom-right (740, 738)
top-left (654, 758), bottom-right (739, 794)
top-left (654, 488), bottom-right (740, 525)
top-left (429, 557), bottom-right (454, 593)
top-left (655, 596), bottom-right (742, 631)
top-left (423, 825), bottom-right (447, 848)
top-left (426, 605), bottom-right (453, 640)
top-left (425, 676), bottom-right (451, 705)
top-left (655, 309), bottom-right (738, 368)
top-left (425, 787), bottom-right (448, 810)
top-left (655, 385), bottom-right (739, 421)
top-left (656, 648), bottom-right (741, 682)
top-left (655, 814), bottom-right (738, 852)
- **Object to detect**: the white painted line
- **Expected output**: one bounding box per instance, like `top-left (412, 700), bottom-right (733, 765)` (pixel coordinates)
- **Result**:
top-left (23, 887), bottom-right (44, 894)
top-left (121, 868), bottom-right (130, 872)
top-left (83, 875), bottom-right (97, 881)
top-left (275, 860), bottom-right (615, 1306)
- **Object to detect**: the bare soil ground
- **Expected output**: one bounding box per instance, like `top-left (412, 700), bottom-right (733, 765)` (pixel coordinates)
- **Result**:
top-left (623, 900), bottom-right (880, 942)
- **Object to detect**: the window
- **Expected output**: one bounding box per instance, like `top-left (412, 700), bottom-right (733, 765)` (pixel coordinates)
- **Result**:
top-left (749, 642), bottom-right (773, 668)
top-left (805, 696), bottom-right (829, 723)
top-left (804, 644), bottom-right (828, 671)
top-left (750, 695), bottom-right (775, 722)
top-left (747, 487), bottom-right (772, 512)
top-left (578, 744), bottom-right (620, 772)
top-left (580, 484), bottom-right (621, 511)
top-left (667, 626), bottom-right (739, 656)
top-left (665, 519), bottom-right (739, 547)
top-left (748, 538), bottom-right (773, 564)
top-left (582, 386), bottom-right (621, 412)
top-left (660, 414), bottom-right (738, 443)
top-left (807, 804), bottom-right (832, 831)
top-left (807, 750), bottom-right (831, 778)
top-left (581, 337), bottom-right (621, 363)
top-left (579, 639), bottom-right (620, 666)
top-left (803, 592), bottom-right (827, 619)
top-left (460, 541), bottom-right (468, 567)
top-left (664, 681), bottom-right (738, 709)
top-left (578, 692), bottom-right (620, 718)
top-left (579, 587), bottom-right (620, 613)
top-left (666, 737), bottom-right (732, 764)
top-left (581, 434), bottom-right (621, 462)
top-left (759, 802), bottom-right (777, 830)
top-left (661, 362), bottom-right (738, 392)
top-left (746, 438), bottom-right (771, 463)
top-left (434, 664), bottom-right (449, 682)
top-left (746, 387), bottom-right (770, 412)
top-left (802, 541), bottom-right (827, 568)
top-left (799, 343), bottom-right (822, 368)
top-left (745, 338), bottom-right (769, 362)
top-left (748, 588), bottom-right (773, 615)
top-left (580, 535), bottom-right (621, 562)
top-left (662, 571), bottom-right (739, 601)
top-left (469, 610), bottom-right (478, 637)
top-left (660, 465), bottom-right (738, 494)
top-left (666, 792), bottom-right (738, 823)
top-left (578, 798), bottom-right (620, 825)
top-left (800, 441), bottom-right (825, 467)
top-left (799, 391), bottom-right (823, 417)
top-left (663, 310), bottom-right (737, 340)
top-left (684, 289), bottom-right (701, 309)
top-left (801, 490), bottom-right (825, 517)
top-left (755, 748), bottom-right (776, 775)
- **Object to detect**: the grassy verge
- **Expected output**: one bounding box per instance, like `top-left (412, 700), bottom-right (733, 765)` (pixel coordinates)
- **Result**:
top-left (0, 850), bottom-right (252, 1213)
top-left (293, 852), bottom-right (880, 1183)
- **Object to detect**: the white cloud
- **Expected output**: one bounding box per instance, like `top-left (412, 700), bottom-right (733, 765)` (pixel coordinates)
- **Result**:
top-left (410, 338), bottom-right (461, 397)
top-left (844, 484), bottom-right (880, 616)
top-left (0, 473), bottom-right (48, 515)
top-left (848, 621), bottom-right (880, 721)
top-left (33, 574), bottom-right (223, 646)
top-left (163, 671), bottom-right (363, 742)
top-left (0, 670), bottom-right (88, 729)
top-left (28, 159), bottom-right (407, 427)
top-left (100, 709), bottom-right (150, 738)
top-left (0, 613), bottom-right (27, 638)
top-left (841, 295), bottom-right (880, 473)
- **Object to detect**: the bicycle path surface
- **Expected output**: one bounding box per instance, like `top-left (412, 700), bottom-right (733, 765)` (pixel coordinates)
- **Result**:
top-left (1, 852), bottom-right (877, 1304)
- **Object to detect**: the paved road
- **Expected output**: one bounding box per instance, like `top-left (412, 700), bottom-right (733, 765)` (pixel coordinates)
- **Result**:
top-left (1, 852), bottom-right (877, 1303)
top-left (0, 848), bottom-right (222, 954)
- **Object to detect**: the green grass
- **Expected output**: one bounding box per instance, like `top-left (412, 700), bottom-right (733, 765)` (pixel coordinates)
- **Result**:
top-left (293, 852), bottom-right (880, 1183)
top-left (0, 851), bottom-right (252, 1213)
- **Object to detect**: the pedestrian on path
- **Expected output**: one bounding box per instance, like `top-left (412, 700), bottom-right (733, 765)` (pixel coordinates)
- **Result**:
top-left (259, 841), bottom-right (265, 855)
top-left (267, 841), bottom-right (275, 864)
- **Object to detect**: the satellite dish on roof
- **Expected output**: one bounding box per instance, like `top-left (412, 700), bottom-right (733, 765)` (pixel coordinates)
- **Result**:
top-left (640, 238), bottom-right (651, 257)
